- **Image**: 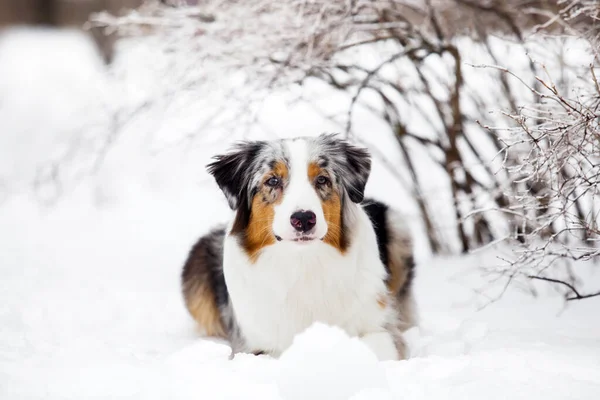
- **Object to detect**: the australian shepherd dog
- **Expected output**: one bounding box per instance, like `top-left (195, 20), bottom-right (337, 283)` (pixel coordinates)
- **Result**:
top-left (181, 133), bottom-right (416, 361)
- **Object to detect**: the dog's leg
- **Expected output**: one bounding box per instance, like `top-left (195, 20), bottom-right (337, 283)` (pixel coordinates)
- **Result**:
top-left (360, 331), bottom-right (403, 361)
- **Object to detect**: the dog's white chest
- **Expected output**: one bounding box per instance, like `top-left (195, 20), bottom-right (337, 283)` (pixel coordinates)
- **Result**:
top-left (223, 238), bottom-right (389, 355)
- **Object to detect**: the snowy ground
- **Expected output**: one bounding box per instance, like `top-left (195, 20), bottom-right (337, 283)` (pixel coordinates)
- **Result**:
top-left (1, 28), bottom-right (600, 400)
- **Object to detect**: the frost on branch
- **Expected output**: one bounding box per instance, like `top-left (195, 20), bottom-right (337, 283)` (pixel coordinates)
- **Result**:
top-left (475, 0), bottom-right (600, 301)
top-left (89, 1), bottom-right (534, 253)
top-left (486, 61), bottom-right (600, 301)
top-left (89, 0), bottom-right (598, 282)
top-left (89, 0), bottom-right (359, 87)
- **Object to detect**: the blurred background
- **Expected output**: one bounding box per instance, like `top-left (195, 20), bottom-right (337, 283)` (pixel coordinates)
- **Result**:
top-left (1, 0), bottom-right (597, 258)
top-left (0, 0), bottom-right (141, 61)
top-left (0, 1), bottom-right (599, 399)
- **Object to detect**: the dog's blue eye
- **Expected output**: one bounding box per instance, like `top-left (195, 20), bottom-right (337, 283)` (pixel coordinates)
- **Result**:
top-left (316, 176), bottom-right (330, 185)
top-left (266, 177), bottom-right (280, 187)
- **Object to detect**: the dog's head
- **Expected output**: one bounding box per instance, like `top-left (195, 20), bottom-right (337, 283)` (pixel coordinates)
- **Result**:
top-left (207, 134), bottom-right (371, 259)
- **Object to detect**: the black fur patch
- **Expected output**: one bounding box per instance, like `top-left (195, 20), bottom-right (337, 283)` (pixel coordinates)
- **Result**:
top-left (206, 141), bottom-right (266, 210)
top-left (208, 230), bottom-right (229, 312)
top-left (181, 226), bottom-right (229, 311)
top-left (363, 199), bottom-right (390, 272)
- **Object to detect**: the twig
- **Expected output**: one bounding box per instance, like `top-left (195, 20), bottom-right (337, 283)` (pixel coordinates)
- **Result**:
top-left (528, 275), bottom-right (600, 301)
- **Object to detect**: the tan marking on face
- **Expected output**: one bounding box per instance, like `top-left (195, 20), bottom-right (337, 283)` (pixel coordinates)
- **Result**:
top-left (243, 161), bottom-right (288, 262)
top-left (183, 281), bottom-right (226, 337)
top-left (272, 161), bottom-right (289, 181)
top-left (308, 162), bottom-right (321, 182)
top-left (321, 192), bottom-right (345, 251)
top-left (308, 162), bottom-right (346, 253)
top-left (244, 195), bottom-right (276, 262)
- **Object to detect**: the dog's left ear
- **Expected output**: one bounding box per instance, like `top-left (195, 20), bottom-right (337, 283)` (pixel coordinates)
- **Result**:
top-left (317, 133), bottom-right (372, 203)
top-left (342, 141), bottom-right (371, 203)
top-left (206, 142), bottom-right (264, 210)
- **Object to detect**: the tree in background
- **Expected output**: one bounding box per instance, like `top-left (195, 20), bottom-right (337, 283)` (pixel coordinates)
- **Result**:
top-left (482, 0), bottom-right (599, 301)
top-left (92, 0), bottom-right (600, 299)
top-left (0, 0), bottom-right (145, 62)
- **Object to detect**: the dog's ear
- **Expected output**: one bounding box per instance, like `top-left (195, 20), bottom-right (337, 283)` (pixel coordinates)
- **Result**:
top-left (207, 142), bottom-right (264, 210)
top-left (341, 141), bottom-right (371, 203)
top-left (317, 133), bottom-right (372, 203)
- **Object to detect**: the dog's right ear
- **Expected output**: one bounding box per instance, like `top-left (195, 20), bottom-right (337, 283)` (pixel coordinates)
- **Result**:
top-left (206, 142), bottom-right (264, 210)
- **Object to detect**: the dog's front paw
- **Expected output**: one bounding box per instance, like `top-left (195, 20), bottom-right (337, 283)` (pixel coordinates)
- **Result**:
top-left (360, 332), bottom-right (401, 361)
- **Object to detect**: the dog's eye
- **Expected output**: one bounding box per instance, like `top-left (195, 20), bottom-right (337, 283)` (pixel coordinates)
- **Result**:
top-left (265, 177), bottom-right (280, 187)
top-left (316, 176), bottom-right (330, 186)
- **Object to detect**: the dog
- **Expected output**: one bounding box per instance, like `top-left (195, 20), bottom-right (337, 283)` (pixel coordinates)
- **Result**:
top-left (181, 133), bottom-right (416, 360)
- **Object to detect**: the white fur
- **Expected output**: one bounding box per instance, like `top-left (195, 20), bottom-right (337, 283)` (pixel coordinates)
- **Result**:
top-left (272, 140), bottom-right (328, 241)
top-left (223, 202), bottom-right (398, 361)
top-left (220, 138), bottom-right (401, 361)
top-left (360, 332), bottom-right (399, 361)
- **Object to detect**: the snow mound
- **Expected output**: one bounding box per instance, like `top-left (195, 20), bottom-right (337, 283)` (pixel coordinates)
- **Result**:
top-left (2, 27), bottom-right (600, 400)
top-left (277, 323), bottom-right (390, 400)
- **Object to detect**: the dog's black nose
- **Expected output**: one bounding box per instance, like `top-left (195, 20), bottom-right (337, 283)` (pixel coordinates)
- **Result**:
top-left (290, 210), bottom-right (316, 233)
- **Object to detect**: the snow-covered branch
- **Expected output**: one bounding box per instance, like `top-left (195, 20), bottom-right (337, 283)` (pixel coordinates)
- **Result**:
top-left (86, 0), bottom-right (599, 269)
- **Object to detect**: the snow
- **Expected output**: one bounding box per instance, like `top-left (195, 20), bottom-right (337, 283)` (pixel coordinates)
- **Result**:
top-left (1, 28), bottom-right (600, 400)
top-left (276, 324), bottom-right (387, 400)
